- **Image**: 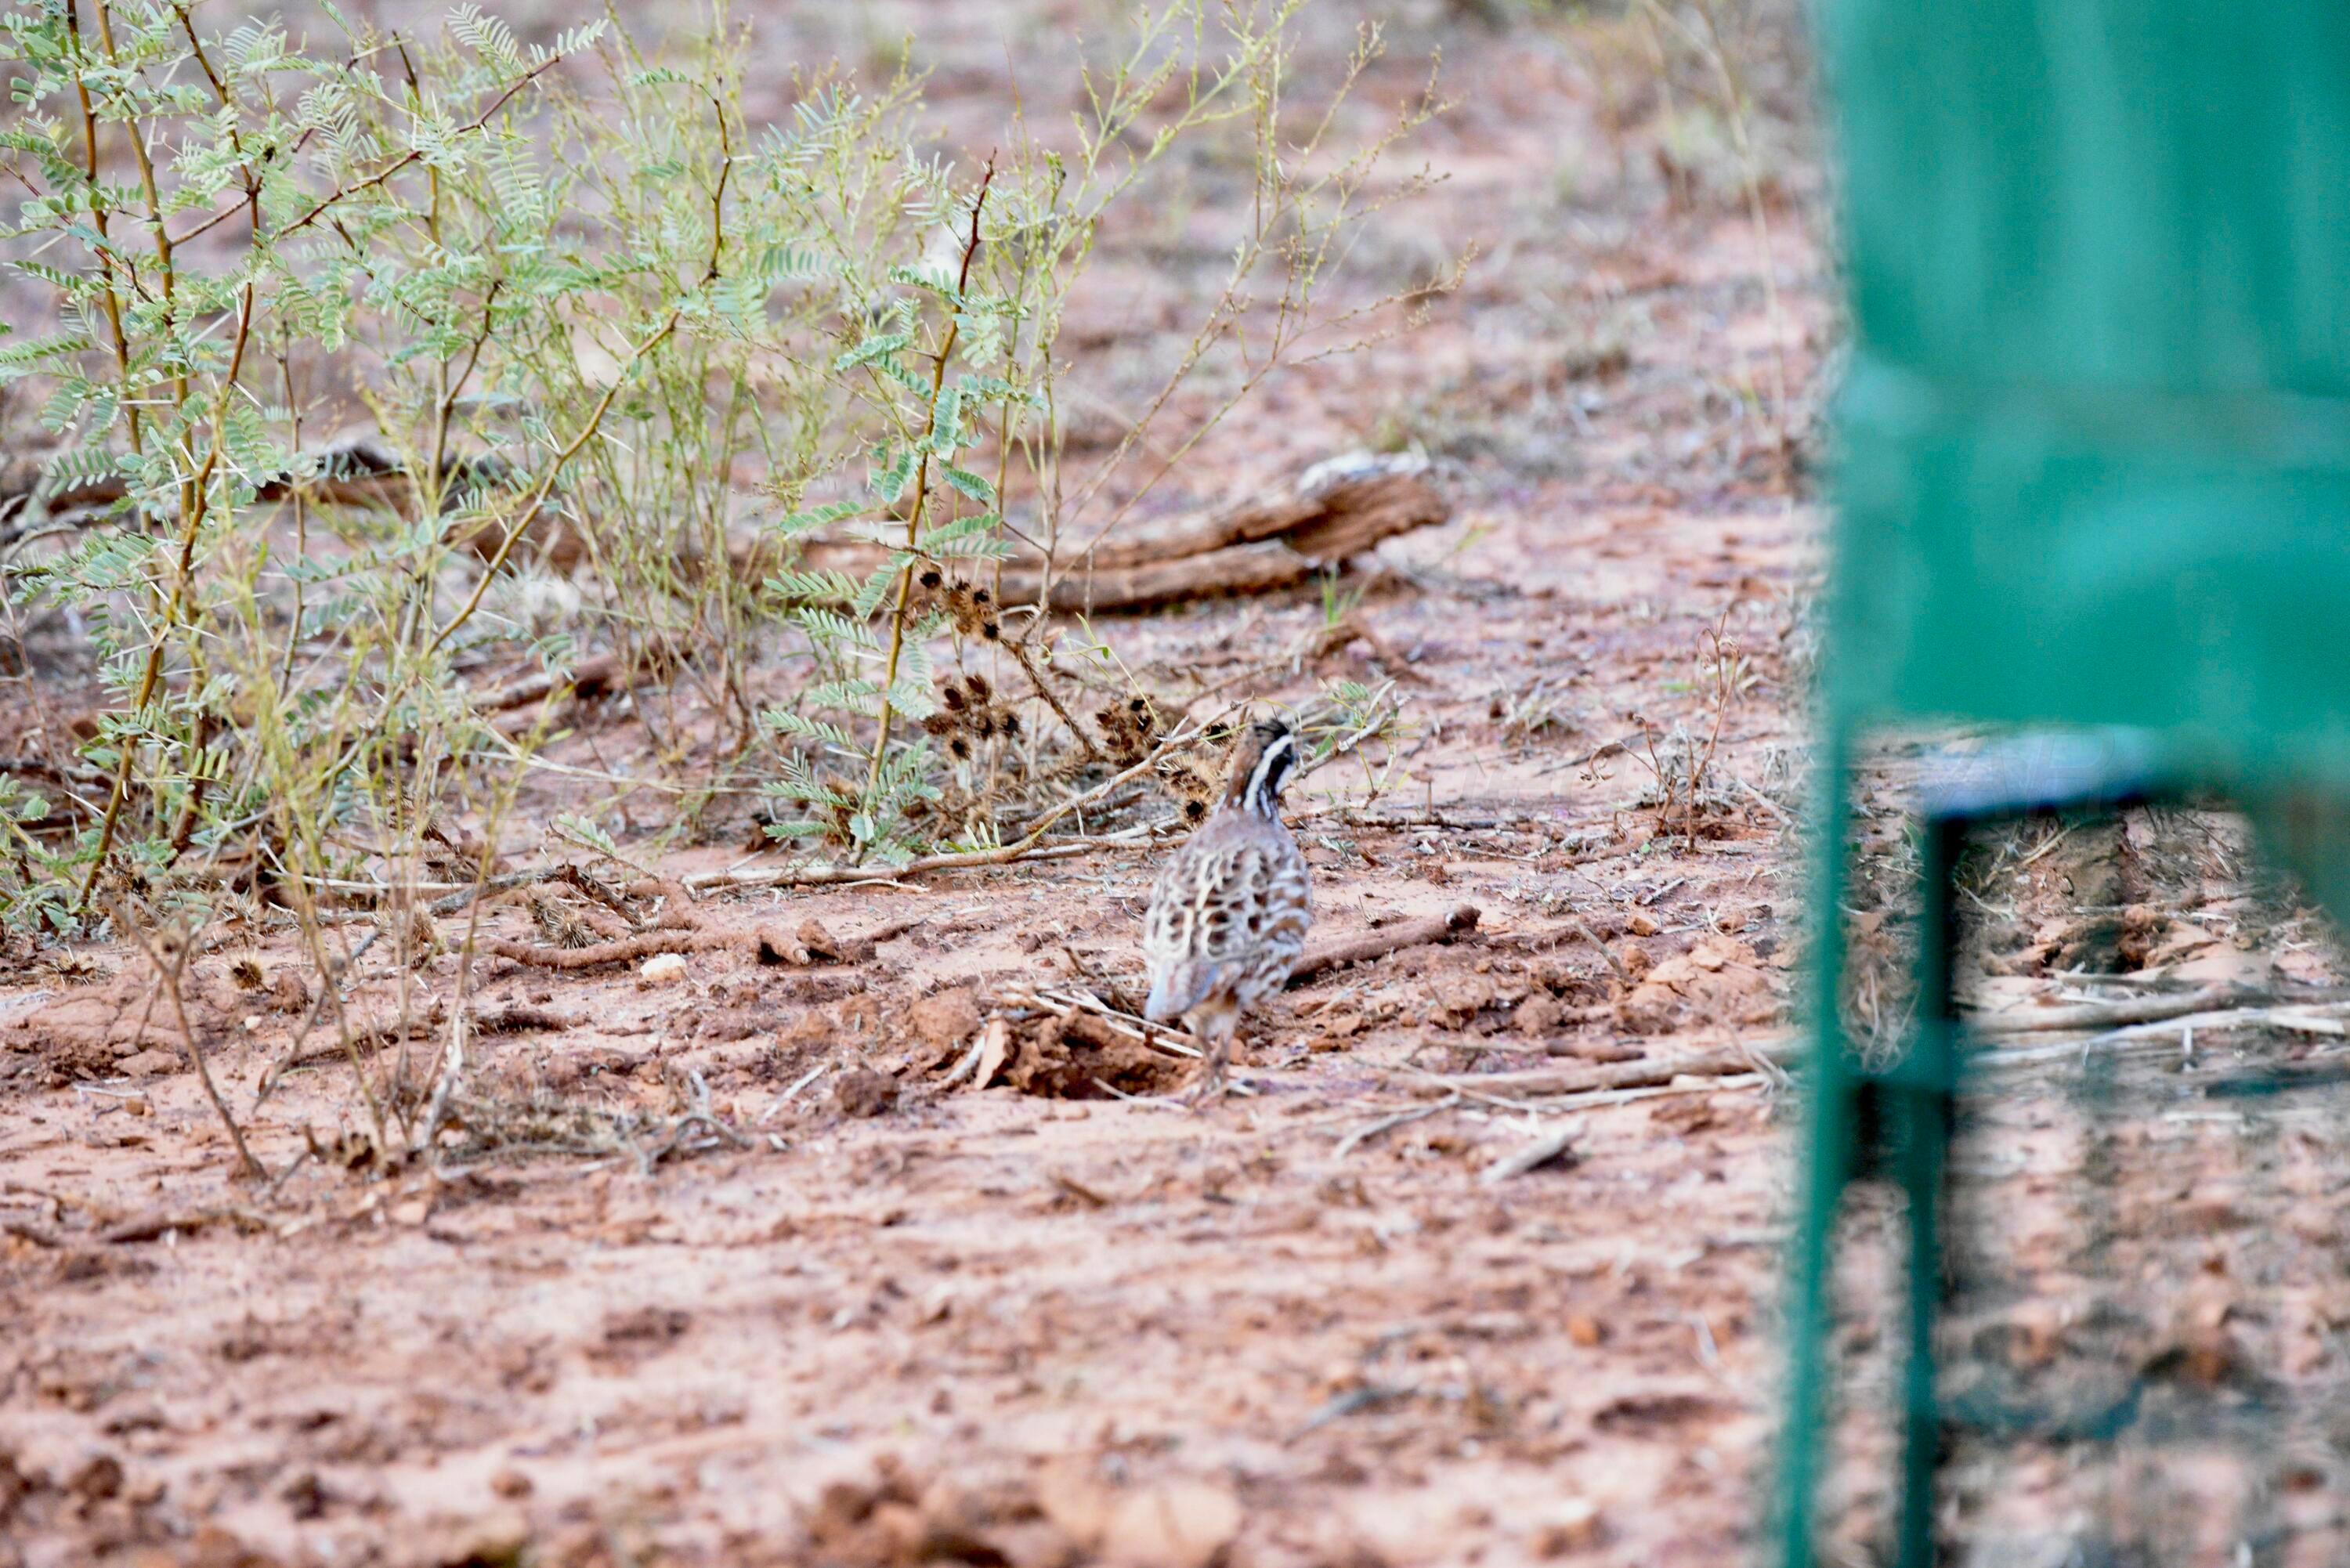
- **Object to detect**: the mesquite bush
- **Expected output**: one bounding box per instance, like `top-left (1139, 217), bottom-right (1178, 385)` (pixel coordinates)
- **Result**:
top-left (0, 0), bottom-right (1441, 934)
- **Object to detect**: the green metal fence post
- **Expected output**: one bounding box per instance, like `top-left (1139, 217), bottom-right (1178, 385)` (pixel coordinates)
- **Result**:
top-left (1892, 814), bottom-right (1963, 1568)
top-left (1777, 724), bottom-right (1856, 1568)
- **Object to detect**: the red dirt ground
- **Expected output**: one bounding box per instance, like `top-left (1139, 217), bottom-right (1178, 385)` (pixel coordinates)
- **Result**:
top-left (0, 4), bottom-right (1849, 1564)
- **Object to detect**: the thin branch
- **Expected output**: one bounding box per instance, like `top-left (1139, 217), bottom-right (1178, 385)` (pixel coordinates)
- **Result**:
top-left (865, 156), bottom-right (996, 806)
top-left (118, 909), bottom-right (263, 1180)
top-left (269, 51), bottom-right (573, 244)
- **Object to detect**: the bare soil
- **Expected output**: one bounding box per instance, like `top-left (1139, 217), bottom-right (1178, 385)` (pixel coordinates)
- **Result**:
top-left (0, 3), bottom-right (2103, 1565)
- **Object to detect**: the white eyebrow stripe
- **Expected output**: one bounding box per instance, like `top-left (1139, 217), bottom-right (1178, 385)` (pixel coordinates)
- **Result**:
top-left (1245, 732), bottom-right (1296, 808)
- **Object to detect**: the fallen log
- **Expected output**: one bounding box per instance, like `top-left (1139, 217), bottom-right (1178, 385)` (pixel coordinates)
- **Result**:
top-left (7, 434), bottom-right (1443, 612)
top-left (1016, 538), bottom-right (1318, 612)
top-left (1290, 905), bottom-right (1482, 985)
top-left (1082, 452), bottom-right (1444, 569)
top-left (475, 652), bottom-right (627, 714)
top-left (729, 451), bottom-right (1449, 612)
top-left (0, 432), bottom-right (584, 566)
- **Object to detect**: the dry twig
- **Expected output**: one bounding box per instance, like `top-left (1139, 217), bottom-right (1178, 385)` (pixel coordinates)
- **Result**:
top-left (1478, 1121), bottom-right (1583, 1185)
top-left (117, 908), bottom-right (263, 1180)
top-left (1409, 1035), bottom-right (1799, 1099)
top-left (1289, 905), bottom-right (1482, 986)
top-left (1334, 1092), bottom-right (1460, 1159)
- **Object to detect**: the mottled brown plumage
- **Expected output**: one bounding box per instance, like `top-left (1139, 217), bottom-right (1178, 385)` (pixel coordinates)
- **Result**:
top-left (1143, 718), bottom-right (1313, 1100)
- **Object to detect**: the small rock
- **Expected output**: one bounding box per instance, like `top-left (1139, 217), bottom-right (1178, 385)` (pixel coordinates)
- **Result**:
top-left (1567, 1314), bottom-right (1605, 1348)
top-left (280, 1469), bottom-right (329, 1521)
top-left (1649, 1097), bottom-right (1717, 1136)
top-left (797, 918), bottom-right (844, 963)
top-left (186, 1524), bottom-right (276, 1568)
top-left (1616, 935), bottom-right (1777, 1033)
top-left (909, 988), bottom-right (982, 1049)
top-left (1101, 1479), bottom-right (1242, 1568)
top-left (267, 970), bottom-right (312, 1014)
top-left (1531, 1498), bottom-right (1603, 1556)
top-left (67, 1451), bottom-right (124, 1502)
top-left (1514, 993), bottom-right (1566, 1036)
top-left (428, 1507), bottom-right (530, 1568)
top-left (832, 1067), bottom-right (898, 1118)
top-left (489, 1467), bottom-right (533, 1500)
top-left (1625, 911), bottom-right (1661, 938)
top-left (639, 952), bottom-right (689, 985)
top-left (117, 1049), bottom-right (178, 1078)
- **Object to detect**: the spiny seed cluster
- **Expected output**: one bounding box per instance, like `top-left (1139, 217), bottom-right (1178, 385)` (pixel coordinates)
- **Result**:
top-left (1157, 725), bottom-right (1241, 825)
top-left (1094, 694), bottom-right (1165, 765)
top-left (915, 568), bottom-right (1002, 642)
top-left (923, 670), bottom-right (1023, 761)
top-left (527, 888), bottom-right (597, 949)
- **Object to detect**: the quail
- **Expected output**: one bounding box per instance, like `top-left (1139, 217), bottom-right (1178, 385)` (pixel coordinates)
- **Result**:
top-left (1143, 717), bottom-right (1314, 1100)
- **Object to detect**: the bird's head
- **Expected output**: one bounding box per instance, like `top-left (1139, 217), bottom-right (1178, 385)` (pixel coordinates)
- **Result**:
top-left (1222, 717), bottom-right (1300, 818)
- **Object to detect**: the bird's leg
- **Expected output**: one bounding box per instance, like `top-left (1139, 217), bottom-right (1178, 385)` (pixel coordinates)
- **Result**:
top-left (1184, 1013), bottom-right (1235, 1107)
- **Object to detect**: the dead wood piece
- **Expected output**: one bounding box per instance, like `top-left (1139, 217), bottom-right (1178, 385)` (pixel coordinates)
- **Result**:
top-left (1050, 1171), bottom-right (1114, 1209)
top-left (725, 456), bottom-right (1447, 611)
top-left (1268, 465), bottom-right (1450, 562)
top-left (2, 1206), bottom-right (258, 1248)
top-left (1967, 985), bottom-right (2261, 1035)
top-left (1, 1216), bottom-right (68, 1249)
top-left (1414, 1036), bottom-right (1798, 1100)
top-left (1479, 1122), bottom-right (1582, 1185)
top-left (471, 1003), bottom-right (587, 1034)
top-left (1290, 905), bottom-right (1483, 986)
top-left (1078, 453), bottom-right (1445, 569)
top-left (475, 930), bottom-right (698, 970)
top-left (1982, 1000), bottom-right (2350, 1066)
top-left (0, 433), bottom-right (585, 564)
top-left (476, 653), bottom-right (625, 713)
top-left (1334, 1092), bottom-right (1460, 1159)
top-left (99, 1208), bottom-right (263, 1245)
top-left (1017, 540), bottom-right (1315, 611)
top-left (941, 1017), bottom-right (1013, 1090)
top-left (269, 435), bottom-right (584, 567)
